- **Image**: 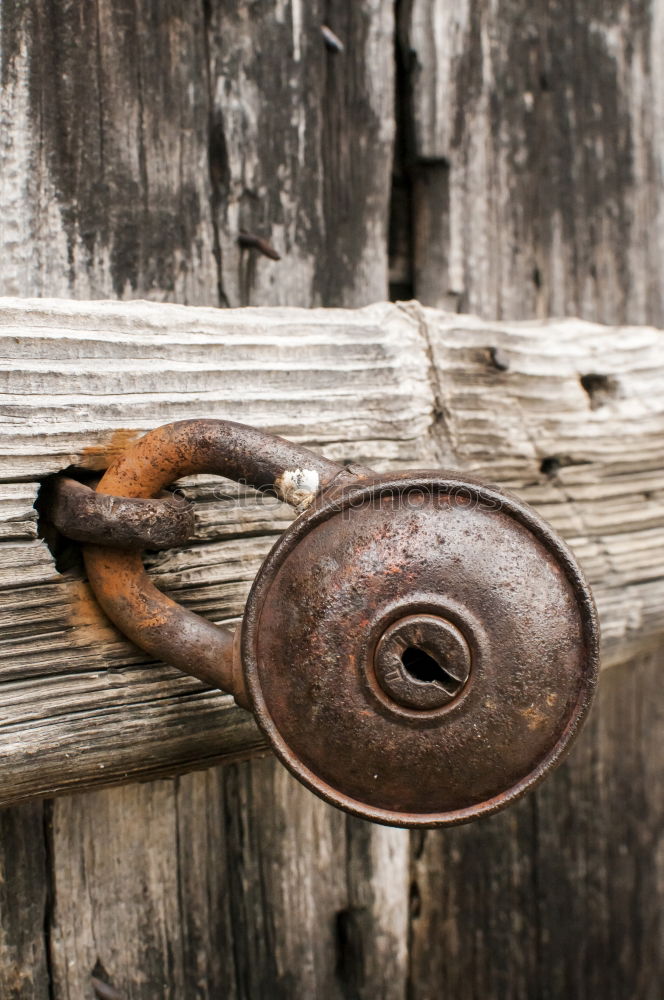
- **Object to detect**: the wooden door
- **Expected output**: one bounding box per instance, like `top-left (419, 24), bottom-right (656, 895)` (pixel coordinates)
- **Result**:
top-left (0, 3), bottom-right (662, 998)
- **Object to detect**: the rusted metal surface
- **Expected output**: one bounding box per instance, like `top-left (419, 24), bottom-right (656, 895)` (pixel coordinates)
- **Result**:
top-left (237, 231), bottom-right (281, 261)
top-left (91, 975), bottom-right (125, 1000)
top-left (77, 420), bottom-right (599, 828)
top-left (243, 472), bottom-right (600, 827)
top-left (321, 25), bottom-right (345, 53)
top-left (82, 419), bottom-right (344, 702)
top-left (47, 476), bottom-right (194, 550)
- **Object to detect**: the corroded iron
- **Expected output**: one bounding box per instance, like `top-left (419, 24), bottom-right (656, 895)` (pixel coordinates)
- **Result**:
top-left (48, 476), bottom-right (195, 550)
top-left (244, 473), bottom-right (599, 826)
top-left (72, 419), bottom-right (599, 828)
top-left (82, 420), bottom-right (343, 698)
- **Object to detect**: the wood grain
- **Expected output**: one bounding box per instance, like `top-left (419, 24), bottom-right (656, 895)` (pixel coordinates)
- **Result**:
top-left (0, 802), bottom-right (49, 1000)
top-left (46, 758), bottom-right (406, 1000)
top-left (1, 296), bottom-right (663, 807)
top-left (398, 0), bottom-right (664, 324)
top-left (0, 0), bottom-right (216, 303)
top-left (204, 0), bottom-right (394, 308)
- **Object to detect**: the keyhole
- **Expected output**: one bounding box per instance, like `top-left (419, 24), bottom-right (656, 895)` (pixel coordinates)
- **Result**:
top-left (401, 646), bottom-right (462, 694)
top-left (374, 615), bottom-right (471, 711)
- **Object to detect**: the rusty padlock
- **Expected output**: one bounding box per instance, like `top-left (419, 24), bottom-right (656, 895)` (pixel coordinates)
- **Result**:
top-left (74, 419), bottom-right (598, 828)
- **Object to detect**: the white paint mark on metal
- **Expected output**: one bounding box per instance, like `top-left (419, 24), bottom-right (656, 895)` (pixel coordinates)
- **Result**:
top-left (275, 468), bottom-right (320, 510)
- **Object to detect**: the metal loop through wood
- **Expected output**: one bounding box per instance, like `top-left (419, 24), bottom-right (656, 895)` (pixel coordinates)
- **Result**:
top-left (82, 419), bottom-right (344, 704)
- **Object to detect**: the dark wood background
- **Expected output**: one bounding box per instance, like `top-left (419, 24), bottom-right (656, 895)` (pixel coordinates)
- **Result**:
top-left (0, 1), bottom-right (662, 997)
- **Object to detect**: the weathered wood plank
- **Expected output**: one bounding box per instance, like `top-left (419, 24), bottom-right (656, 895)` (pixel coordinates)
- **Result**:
top-left (205, 0), bottom-right (394, 308)
top-left (339, 816), bottom-right (410, 999)
top-left (399, 0), bottom-right (664, 324)
top-left (1, 297), bottom-right (663, 808)
top-left (0, 802), bottom-right (49, 1000)
top-left (49, 781), bottom-right (186, 1000)
top-left (46, 758), bottom-right (410, 1000)
top-left (0, 300), bottom-right (429, 806)
top-left (0, 0), bottom-right (216, 303)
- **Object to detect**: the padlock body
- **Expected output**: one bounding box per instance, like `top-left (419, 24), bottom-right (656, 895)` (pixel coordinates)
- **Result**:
top-left (241, 473), bottom-right (599, 827)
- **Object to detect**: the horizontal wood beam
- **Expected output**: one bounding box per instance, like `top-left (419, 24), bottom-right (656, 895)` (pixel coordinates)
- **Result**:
top-left (1, 297), bottom-right (663, 806)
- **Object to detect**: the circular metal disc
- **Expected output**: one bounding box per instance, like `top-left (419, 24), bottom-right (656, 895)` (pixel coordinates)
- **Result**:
top-left (241, 474), bottom-right (599, 828)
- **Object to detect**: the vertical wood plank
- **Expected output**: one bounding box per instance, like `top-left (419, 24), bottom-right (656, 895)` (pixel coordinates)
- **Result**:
top-left (0, 803), bottom-right (49, 1000)
top-left (534, 649), bottom-right (664, 1000)
top-left (49, 783), bottom-right (185, 1000)
top-left (400, 0), bottom-right (664, 324)
top-left (205, 0), bottom-right (395, 307)
top-left (408, 803), bottom-right (539, 1000)
top-left (210, 759), bottom-right (348, 1000)
top-left (49, 761), bottom-right (401, 1000)
top-left (337, 818), bottom-right (410, 1000)
top-left (21, 3), bottom-right (410, 998)
top-left (0, 0), bottom-right (217, 302)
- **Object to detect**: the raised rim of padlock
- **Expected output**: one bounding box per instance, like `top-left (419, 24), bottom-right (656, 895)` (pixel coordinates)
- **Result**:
top-left (241, 472), bottom-right (600, 828)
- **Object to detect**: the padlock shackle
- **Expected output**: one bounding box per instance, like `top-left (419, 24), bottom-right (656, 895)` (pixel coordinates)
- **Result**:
top-left (83, 419), bottom-right (346, 704)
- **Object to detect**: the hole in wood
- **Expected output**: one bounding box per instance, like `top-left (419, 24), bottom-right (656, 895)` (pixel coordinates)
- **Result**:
top-left (580, 373), bottom-right (619, 410)
top-left (539, 454), bottom-right (592, 478)
top-left (35, 467), bottom-right (97, 575)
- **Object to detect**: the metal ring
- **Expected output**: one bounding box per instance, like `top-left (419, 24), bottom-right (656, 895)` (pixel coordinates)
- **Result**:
top-left (48, 476), bottom-right (195, 550)
top-left (83, 419), bottom-right (344, 702)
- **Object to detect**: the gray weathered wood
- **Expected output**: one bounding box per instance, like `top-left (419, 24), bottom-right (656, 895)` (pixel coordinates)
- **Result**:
top-left (47, 761), bottom-right (410, 1000)
top-left (205, 0), bottom-right (394, 308)
top-left (397, 0), bottom-right (664, 325)
top-left (1, 296), bottom-right (663, 808)
top-left (0, 0), bottom-right (216, 303)
top-left (0, 802), bottom-right (49, 1000)
top-left (0, 0), bottom-right (394, 310)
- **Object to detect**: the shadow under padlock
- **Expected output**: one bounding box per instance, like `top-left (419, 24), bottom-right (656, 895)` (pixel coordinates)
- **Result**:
top-left (50, 419), bottom-right (599, 828)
